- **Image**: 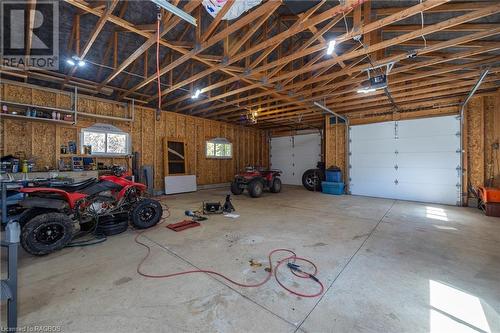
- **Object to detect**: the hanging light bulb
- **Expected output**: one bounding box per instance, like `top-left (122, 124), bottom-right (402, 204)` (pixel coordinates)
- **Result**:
top-left (326, 39), bottom-right (336, 55)
top-left (191, 89), bottom-right (201, 99)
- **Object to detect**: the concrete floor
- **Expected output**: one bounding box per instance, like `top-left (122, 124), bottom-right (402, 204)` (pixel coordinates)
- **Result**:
top-left (3, 185), bottom-right (500, 332)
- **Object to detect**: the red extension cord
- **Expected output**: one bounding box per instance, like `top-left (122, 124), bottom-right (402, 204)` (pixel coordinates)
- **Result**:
top-left (134, 207), bottom-right (324, 298)
top-left (156, 15), bottom-right (162, 111)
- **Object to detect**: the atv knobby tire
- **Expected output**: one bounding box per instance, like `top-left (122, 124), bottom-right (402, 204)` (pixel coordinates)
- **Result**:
top-left (248, 180), bottom-right (264, 198)
top-left (130, 199), bottom-right (163, 229)
top-left (21, 212), bottom-right (74, 255)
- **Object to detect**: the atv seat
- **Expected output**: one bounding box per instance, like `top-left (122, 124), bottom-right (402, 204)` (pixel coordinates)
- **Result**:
top-left (49, 178), bottom-right (97, 192)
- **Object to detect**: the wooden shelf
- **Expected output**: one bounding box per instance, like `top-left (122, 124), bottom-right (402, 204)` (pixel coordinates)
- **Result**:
top-left (59, 154), bottom-right (131, 158)
top-left (1, 100), bottom-right (74, 114)
top-left (0, 113), bottom-right (75, 125)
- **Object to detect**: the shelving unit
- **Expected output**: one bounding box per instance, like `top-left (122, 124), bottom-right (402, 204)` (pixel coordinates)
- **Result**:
top-left (0, 86), bottom-right (77, 125)
top-left (0, 113), bottom-right (74, 125)
top-left (58, 154), bottom-right (132, 171)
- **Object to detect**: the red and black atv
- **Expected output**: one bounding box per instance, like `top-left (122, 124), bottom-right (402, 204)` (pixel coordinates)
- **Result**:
top-left (230, 167), bottom-right (282, 198)
top-left (17, 166), bottom-right (163, 255)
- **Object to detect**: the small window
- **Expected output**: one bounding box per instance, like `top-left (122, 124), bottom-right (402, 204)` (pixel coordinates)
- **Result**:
top-left (81, 123), bottom-right (130, 156)
top-left (206, 138), bottom-right (232, 159)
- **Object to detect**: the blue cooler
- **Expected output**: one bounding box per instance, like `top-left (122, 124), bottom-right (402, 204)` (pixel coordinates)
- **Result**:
top-left (321, 181), bottom-right (344, 195)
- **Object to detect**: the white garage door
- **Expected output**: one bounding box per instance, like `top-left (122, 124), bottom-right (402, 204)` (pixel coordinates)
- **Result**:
top-left (350, 116), bottom-right (461, 205)
top-left (270, 133), bottom-right (322, 185)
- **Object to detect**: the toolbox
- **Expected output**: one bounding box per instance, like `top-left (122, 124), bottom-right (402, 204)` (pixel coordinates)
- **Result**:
top-left (477, 187), bottom-right (500, 203)
top-left (485, 202), bottom-right (500, 217)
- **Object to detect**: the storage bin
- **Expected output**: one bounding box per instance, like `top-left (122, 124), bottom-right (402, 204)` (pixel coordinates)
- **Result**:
top-left (325, 170), bottom-right (342, 182)
top-left (321, 181), bottom-right (344, 195)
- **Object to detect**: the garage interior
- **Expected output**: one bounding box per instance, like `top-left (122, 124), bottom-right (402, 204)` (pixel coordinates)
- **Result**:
top-left (1, 0), bottom-right (500, 332)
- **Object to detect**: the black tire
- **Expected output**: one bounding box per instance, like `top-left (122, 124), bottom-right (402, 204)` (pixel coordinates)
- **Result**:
top-left (18, 208), bottom-right (55, 227)
top-left (230, 181), bottom-right (244, 195)
top-left (302, 169), bottom-right (324, 191)
top-left (21, 212), bottom-right (74, 256)
top-left (96, 220), bottom-right (129, 236)
top-left (270, 178), bottom-right (282, 193)
top-left (248, 180), bottom-right (264, 198)
top-left (130, 198), bottom-right (163, 229)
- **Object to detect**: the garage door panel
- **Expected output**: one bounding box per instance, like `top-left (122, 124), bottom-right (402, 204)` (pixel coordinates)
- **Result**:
top-left (293, 134), bottom-right (322, 184)
top-left (351, 122), bottom-right (395, 140)
top-left (271, 133), bottom-right (321, 186)
top-left (351, 167), bottom-right (396, 183)
top-left (395, 183), bottom-right (458, 205)
top-left (350, 178), bottom-right (396, 198)
top-left (270, 137), bottom-right (294, 184)
top-left (397, 136), bottom-right (460, 153)
top-left (350, 115), bottom-right (460, 205)
top-left (351, 152), bottom-right (395, 168)
top-left (397, 167), bottom-right (459, 185)
top-left (351, 138), bottom-right (396, 154)
top-left (398, 117), bottom-right (459, 137)
top-left (397, 152), bottom-right (460, 169)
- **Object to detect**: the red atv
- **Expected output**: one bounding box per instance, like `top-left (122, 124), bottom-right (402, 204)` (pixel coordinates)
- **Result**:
top-left (17, 166), bottom-right (163, 255)
top-left (230, 167), bottom-right (282, 198)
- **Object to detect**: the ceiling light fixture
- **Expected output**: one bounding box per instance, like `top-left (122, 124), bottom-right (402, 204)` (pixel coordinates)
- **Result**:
top-left (326, 39), bottom-right (336, 55)
top-left (78, 60), bottom-right (86, 67)
top-left (66, 58), bottom-right (75, 66)
top-left (357, 88), bottom-right (376, 94)
top-left (191, 89), bottom-right (201, 99)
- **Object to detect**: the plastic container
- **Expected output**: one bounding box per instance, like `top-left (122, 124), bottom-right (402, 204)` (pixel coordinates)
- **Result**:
top-left (321, 181), bottom-right (344, 195)
top-left (325, 170), bottom-right (342, 182)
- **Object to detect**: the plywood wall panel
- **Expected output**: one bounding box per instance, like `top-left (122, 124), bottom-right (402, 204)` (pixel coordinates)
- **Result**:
top-left (141, 109), bottom-right (155, 168)
top-left (96, 100), bottom-right (113, 117)
top-left (78, 98), bottom-right (96, 114)
top-left (32, 88), bottom-right (56, 107)
top-left (4, 85), bottom-right (31, 103)
top-left (4, 119), bottom-right (31, 157)
top-left (31, 123), bottom-right (56, 169)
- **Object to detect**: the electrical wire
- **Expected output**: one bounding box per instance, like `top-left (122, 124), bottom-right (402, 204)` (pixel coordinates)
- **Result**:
top-left (419, 0), bottom-right (427, 49)
top-left (134, 205), bottom-right (324, 298)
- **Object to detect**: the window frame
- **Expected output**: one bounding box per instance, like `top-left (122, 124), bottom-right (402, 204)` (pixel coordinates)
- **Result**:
top-left (205, 138), bottom-right (232, 160)
top-left (80, 124), bottom-right (131, 156)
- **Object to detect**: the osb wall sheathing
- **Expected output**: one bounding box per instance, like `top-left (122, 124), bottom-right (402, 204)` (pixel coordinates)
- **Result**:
top-left (1, 81), bottom-right (269, 191)
top-left (325, 118), bottom-right (346, 182)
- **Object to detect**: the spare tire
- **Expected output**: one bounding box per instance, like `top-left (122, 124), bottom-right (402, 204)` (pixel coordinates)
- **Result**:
top-left (96, 220), bottom-right (129, 236)
top-left (302, 169), bottom-right (324, 191)
top-left (130, 199), bottom-right (163, 229)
